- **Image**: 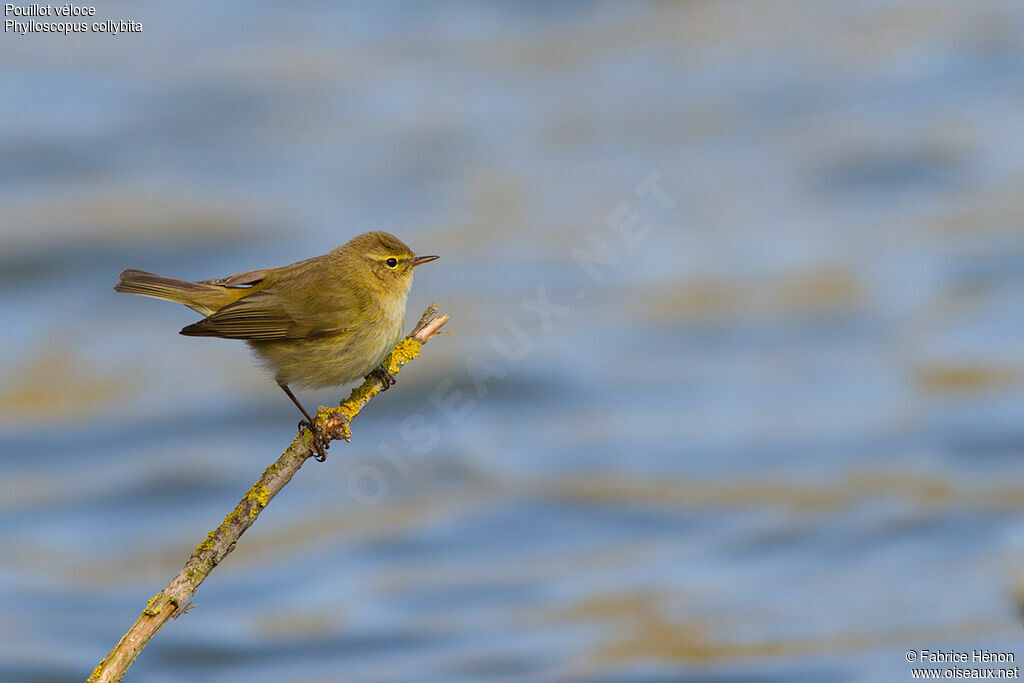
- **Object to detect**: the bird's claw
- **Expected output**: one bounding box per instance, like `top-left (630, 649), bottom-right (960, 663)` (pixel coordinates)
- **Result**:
top-left (299, 419), bottom-right (330, 462)
top-left (368, 366), bottom-right (397, 391)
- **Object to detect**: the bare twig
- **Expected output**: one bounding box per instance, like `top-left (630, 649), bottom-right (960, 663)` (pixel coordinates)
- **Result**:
top-left (88, 305), bottom-right (450, 682)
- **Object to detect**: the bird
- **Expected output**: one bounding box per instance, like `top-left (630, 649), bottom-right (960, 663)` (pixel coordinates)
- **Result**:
top-left (114, 230), bottom-right (438, 460)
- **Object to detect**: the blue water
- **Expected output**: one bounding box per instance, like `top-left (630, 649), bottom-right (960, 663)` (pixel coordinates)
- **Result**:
top-left (3, 2), bottom-right (1024, 681)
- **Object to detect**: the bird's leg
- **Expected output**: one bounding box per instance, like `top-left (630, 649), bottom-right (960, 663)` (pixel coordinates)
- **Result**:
top-left (367, 365), bottom-right (397, 391)
top-left (278, 382), bottom-right (329, 461)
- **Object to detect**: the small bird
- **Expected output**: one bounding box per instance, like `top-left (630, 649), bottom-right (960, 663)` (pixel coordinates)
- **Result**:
top-left (115, 231), bottom-right (438, 460)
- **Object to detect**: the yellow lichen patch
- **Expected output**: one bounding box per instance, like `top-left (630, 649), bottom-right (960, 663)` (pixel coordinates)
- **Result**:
top-left (386, 339), bottom-right (422, 373)
top-left (260, 461), bottom-right (284, 480)
top-left (186, 500), bottom-right (254, 587)
top-left (193, 530), bottom-right (217, 556)
top-left (196, 501), bottom-right (247, 555)
top-left (244, 485), bottom-right (271, 518)
top-left (142, 593), bottom-right (165, 617)
top-left (341, 381), bottom-right (378, 411)
top-left (324, 337), bottom-right (424, 428)
top-left (331, 382), bottom-right (378, 425)
top-left (221, 503), bottom-right (246, 528)
top-left (289, 429), bottom-right (313, 452)
top-left (185, 566), bottom-right (205, 588)
top-left (87, 658), bottom-right (107, 682)
top-left (332, 419), bottom-right (352, 442)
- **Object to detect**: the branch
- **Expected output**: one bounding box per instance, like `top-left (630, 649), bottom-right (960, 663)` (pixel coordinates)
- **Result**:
top-left (89, 305), bottom-right (450, 682)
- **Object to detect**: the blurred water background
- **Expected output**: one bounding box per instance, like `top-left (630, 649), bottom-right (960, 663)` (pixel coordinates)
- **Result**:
top-left (3, 1), bottom-right (1024, 681)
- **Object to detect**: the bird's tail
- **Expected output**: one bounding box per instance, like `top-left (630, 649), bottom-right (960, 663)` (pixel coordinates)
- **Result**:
top-left (114, 269), bottom-right (234, 316)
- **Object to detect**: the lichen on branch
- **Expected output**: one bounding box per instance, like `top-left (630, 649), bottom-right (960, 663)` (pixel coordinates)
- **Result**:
top-left (88, 305), bottom-right (449, 683)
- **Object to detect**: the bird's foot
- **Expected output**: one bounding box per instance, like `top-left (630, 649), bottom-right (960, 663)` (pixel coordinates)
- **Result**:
top-left (368, 365), bottom-right (397, 391)
top-left (299, 419), bottom-right (330, 462)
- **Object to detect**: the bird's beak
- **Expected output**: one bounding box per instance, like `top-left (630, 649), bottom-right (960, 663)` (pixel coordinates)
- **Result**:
top-left (412, 255), bottom-right (439, 267)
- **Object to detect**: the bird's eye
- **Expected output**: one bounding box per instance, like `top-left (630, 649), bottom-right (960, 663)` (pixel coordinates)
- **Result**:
top-left (385, 258), bottom-right (398, 268)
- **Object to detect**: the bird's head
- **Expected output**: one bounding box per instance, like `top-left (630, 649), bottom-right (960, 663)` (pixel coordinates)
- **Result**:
top-left (343, 231), bottom-right (438, 295)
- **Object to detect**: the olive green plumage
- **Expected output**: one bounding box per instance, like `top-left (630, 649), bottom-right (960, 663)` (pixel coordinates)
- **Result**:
top-left (115, 231), bottom-right (438, 390)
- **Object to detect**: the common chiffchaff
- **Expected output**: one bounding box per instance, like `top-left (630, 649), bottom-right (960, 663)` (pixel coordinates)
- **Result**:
top-left (115, 231), bottom-right (438, 460)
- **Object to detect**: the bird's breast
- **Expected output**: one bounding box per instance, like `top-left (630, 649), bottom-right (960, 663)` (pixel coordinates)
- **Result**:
top-left (248, 294), bottom-right (407, 390)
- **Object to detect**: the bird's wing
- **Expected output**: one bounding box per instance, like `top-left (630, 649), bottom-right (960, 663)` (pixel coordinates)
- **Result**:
top-left (198, 255), bottom-right (323, 289)
top-left (198, 269), bottom-right (269, 288)
top-left (179, 291), bottom-right (351, 340)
